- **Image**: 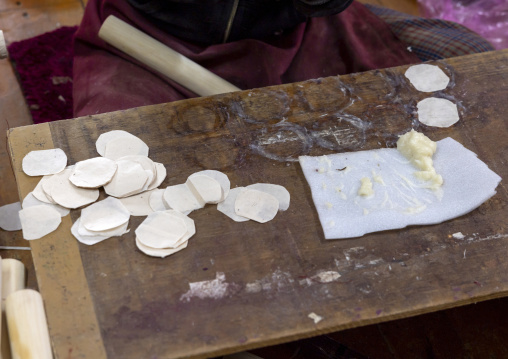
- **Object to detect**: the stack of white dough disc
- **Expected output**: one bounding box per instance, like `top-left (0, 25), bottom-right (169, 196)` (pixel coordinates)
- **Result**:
top-left (16, 130), bottom-right (290, 258)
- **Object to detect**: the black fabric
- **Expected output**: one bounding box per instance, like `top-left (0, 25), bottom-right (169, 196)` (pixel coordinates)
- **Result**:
top-left (125, 0), bottom-right (353, 44)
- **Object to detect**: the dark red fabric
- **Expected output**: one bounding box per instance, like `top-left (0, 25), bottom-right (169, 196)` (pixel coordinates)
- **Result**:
top-left (73, 1), bottom-right (421, 117)
top-left (8, 26), bottom-right (76, 124)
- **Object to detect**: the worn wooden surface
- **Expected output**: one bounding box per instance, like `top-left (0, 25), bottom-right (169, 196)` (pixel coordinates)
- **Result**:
top-left (0, 0), bottom-right (85, 291)
top-left (8, 50), bottom-right (508, 359)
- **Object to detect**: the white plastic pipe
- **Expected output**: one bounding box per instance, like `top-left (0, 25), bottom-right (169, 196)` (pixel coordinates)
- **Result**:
top-left (0, 30), bottom-right (8, 59)
top-left (6, 289), bottom-right (53, 359)
top-left (98, 15), bottom-right (241, 97)
top-left (1, 258), bottom-right (26, 359)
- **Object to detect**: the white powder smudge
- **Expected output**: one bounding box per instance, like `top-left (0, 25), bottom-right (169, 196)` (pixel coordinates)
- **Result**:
top-left (308, 312), bottom-right (323, 324)
top-left (344, 246), bottom-right (365, 261)
top-left (312, 271), bottom-right (341, 283)
top-left (245, 282), bottom-right (262, 293)
top-left (452, 232), bottom-right (465, 239)
top-left (299, 278), bottom-right (313, 286)
top-left (245, 269), bottom-right (294, 294)
top-left (180, 272), bottom-right (229, 302)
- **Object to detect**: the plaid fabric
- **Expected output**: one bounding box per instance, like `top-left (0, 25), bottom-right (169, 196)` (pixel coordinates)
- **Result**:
top-left (365, 4), bottom-right (495, 61)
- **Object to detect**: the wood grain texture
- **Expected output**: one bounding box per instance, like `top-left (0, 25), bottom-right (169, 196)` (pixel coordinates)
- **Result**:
top-left (0, 3), bottom-right (83, 42)
top-left (8, 50), bottom-right (508, 359)
top-left (7, 123), bottom-right (107, 359)
top-left (0, 0), bottom-right (85, 302)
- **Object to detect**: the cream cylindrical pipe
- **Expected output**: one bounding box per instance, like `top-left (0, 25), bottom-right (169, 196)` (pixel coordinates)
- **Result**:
top-left (1, 258), bottom-right (26, 359)
top-left (6, 289), bottom-right (53, 359)
top-left (98, 15), bottom-right (241, 97)
top-left (0, 30), bottom-right (8, 59)
top-left (1, 259), bottom-right (26, 311)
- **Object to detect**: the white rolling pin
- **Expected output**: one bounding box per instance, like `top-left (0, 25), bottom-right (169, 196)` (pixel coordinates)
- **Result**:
top-left (6, 289), bottom-right (53, 359)
top-left (98, 15), bottom-right (241, 97)
top-left (1, 258), bottom-right (26, 359)
top-left (0, 30), bottom-right (8, 59)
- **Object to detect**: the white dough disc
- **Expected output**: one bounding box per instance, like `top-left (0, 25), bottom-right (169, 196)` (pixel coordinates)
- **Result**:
top-left (45, 168), bottom-right (100, 209)
top-left (0, 202), bottom-right (22, 231)
top-left (165, 209), bottom-right (196, 247)
top-left (119, 190), bottom-right (155, 216)
top-left (95, 130), bottom-right (140, 156)
top-left (188, 170), bottom-right (230, 201)
top-left (117, 155), bottom-right (156, 174)
top-left (77, 216), bottom-right (129, 239)
top-left (163, 183), bottom-right (204, 213)
top-left (71, 217), bottom-right (128, 245)
top-left (246, 183), bottom-right (290, 211)
top-left (32, 176), bottom-right (54, 204)
top-left (81, 197), bottom-right (130, 231)
top-left (235, 189), bottom-right (279, 223)
top-left (139, 170), bottom-right (155, 193)
top-left (69, 157), bottom-right (117, 188)
top-left (18, 204), bottom-right (61, 240)
top-left (104, 136), bottom-right (149, 160)
top-left (22, 192), bottom-right (70, 217)
top-left (135, 236), bottom-right (188, 258)
top-left (405, 64), bottom-right (450, 92)
top-left (72, 218), bottom-right (109, 245)
top-left (135, 211), bottom-right (188, 249)
top-left (217, 187), bottom-right (249, 222)
top-left (417, 97), bottom-right (460, 128)
top-left (186, 175), bottom-right (223, 204)
top-left (147, 163), bottom-right (167, 190)
top-left (22, 148), bottom-right (67, 176)
top-left (104, 160), bottom-right (149, 198)
top-left (149, 189), bottom-right (168, 211)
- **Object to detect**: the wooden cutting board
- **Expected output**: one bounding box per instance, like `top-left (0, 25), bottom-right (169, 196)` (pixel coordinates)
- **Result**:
top-left (7, 49), bottom-right (508, 359)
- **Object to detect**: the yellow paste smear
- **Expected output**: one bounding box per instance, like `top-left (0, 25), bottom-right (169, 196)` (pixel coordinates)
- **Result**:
top-left (396, 129), bottom-right (443, 189)
top-left (358, 177), bottom-right (374, 196)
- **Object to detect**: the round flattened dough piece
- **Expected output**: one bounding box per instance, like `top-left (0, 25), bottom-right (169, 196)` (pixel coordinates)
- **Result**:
top-left (235, 189), bottom-right (279, 223)
top-left (117, 155), bottom-right (156, 174)
top-left (135, 236), bottom-right (188, 258)
top-left (147, 163), bottom-right (167, 190)
top-left (81, 197), bottom-right (130, 231)
top-left (135, 211), bottom-right (188, 249)
top-left (186, 175), bottom-right (223, 204)
top-left (96, 130), bottom-right (140, 156)
top-left (0, 202), bottom-right (22, 231)
top-left (32, 176), bottom-right (54, 204)
top-left (246, 183), bottom-right (290, 211)
top-left (18, 204), bottom-right (62, 240)
top-left (217, 187), bottom-right (249, 222)
top-left (69, 157), bottom-right (117, 188)
top-left (71, 218), bottom-right (111, 245)
top-left (45, 168), bottom-right (100, 209)
top-left (165, 209), bottom-right (196, 246)
top-left (104, 160), bottom-right (149, 198)
top-left (163, 183), bottom-right (204, 213)
top-left (149, 189), bottom-right (168, 211)
top-left (119, 189), bottom-right (155, 216)
top-left (77, 217), bottom-right (129, 239)
top-left (189, 170), bottom-right (230, 201)
top-left (22, 148), bottom-right (67, 176)
top-left (405, 64), bottom-right (450, 92)
top-left (22, 192), bottom-right (70, 217)
top-left (104, 136), bottom-right (149, 160)
top-left (417, 97), bottom-right (460, 128)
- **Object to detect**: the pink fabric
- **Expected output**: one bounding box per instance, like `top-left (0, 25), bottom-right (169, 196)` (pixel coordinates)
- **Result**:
top-left (73, 0), bottom-right (421, 117)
